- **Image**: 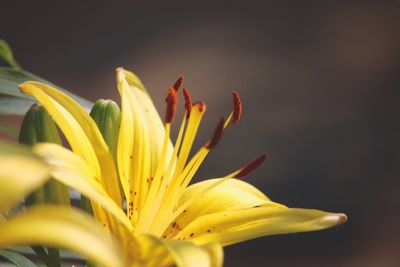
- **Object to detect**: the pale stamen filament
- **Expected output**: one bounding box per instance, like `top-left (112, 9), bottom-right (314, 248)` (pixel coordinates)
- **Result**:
top-left (145, 91), bottom-right (243, 235)
top-left (148, 104), bottom-right (205, 233)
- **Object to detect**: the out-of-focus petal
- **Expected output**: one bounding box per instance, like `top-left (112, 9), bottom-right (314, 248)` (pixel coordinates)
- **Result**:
top-left (19, 81), bottom-right (122, 206)
top-left (0, 142), bottom-right (49, 213)
top-left (136, 234), bottom-right (223, 267)
top-left (33, 143), bottom-right (132, 232)
top-left (0, 205), bottom-right (125, 267)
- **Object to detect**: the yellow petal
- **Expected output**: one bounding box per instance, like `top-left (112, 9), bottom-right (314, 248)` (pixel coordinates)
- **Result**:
top-left (0, 142), bottom-right (49, 213)
top-left (116, 69), bottom-right (148, 207)
top-left (165, 240), bottom-right (223, 267)
top-left (195, 242), bottom-right (224, 267)
top-left (181, 178), bottom-right (271, 210)
top-left (163, 178), bottom-right (277, 236)
top-left (168, 178), bottom-right (346, 246)
top-left (19, 81), bottom-right (122, 206)
top-left (136, 234), bottom-right (223, 267)
top-left (0, 205), bottom-right (125, 267)
top-left (178, 206), bottom-right (346, 246)
top-left (33, 143), bottom-right (133, 232)
top-left (119, 68), bottom-right (173, 176)
top-left (116, 68), bottom-right (174, 216)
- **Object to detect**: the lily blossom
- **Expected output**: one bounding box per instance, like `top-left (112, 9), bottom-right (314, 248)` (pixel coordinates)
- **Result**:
top-left (0, 68), bottom-right (346, 267)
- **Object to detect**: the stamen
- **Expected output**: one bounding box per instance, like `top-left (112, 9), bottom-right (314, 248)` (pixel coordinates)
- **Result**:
top-left (172, 75), bottom-right (184, 92)
top-left (183, 88), bottom-right (192, 118)
top-left (165, 88), bottom-right (178, 123)
top-left (171, 101), bottom-right (207, 182)
top-left (147, 102), bottom-right (208, 234)
top-left (235, 154), bottom-right (267, 179)
top-left (206, 118), bottom-right (225, 150)
top-left (231, 91), bottom-right (242, 124)
top-left (193, 101), bottom-right (207, 112)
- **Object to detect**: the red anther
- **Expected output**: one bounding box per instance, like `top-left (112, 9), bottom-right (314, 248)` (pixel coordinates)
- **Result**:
top-left (235, 154), bottom-right (266, 179)
top-left (165, 88), bottom-right (178, 123)
top-left (183, 88), bottom-right (192, 118)
top-left (193, 101), bottom-right (207, 112)
top-left (172, 75), bottom-right (184, 92)
top-left (206, 118), bottom-right (225, 150)
top-left (231, 91), bottom-right (242, 124)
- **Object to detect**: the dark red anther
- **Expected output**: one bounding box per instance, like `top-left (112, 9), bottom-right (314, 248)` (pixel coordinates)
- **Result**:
top-left (165, 88), bottom-right (178, 123)
top-left (231, 91), bottom-right (242, 124)
top-left (235, 154), bottom-right (266, 179)
top-left (172, 75), bottom-right (184, 92)
top-left (183, 88), bottom-right (192, 118)
top-left (206, 118), bottom-right (225, 150)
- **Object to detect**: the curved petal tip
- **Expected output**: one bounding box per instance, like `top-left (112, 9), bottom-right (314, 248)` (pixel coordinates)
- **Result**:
top-left (321, 213), bottom-right (347, 226)
top-left (337, 213), bottom-right (348, 224)
top-left (18, 83), bottom-right (29, 93)
top-left (115, 67), bottom-right (126, 82)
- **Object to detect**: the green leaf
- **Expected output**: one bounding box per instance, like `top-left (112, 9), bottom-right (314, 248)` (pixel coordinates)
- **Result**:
top-left (0, 249), bottom-right (37, 267)
top-left (0, 121), bottom-right (19, 138)
top-left (0, 40), bottom-right (21, 70)
top-left (9, 246), bottom-right (84, 261)
top-left (0, 97), bottom-right (35, 115)
top-left (0, 67), bottom-right (93, 115)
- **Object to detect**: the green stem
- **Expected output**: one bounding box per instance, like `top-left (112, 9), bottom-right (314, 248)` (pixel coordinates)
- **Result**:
top-left (47, 247), bottom-right (61, 267)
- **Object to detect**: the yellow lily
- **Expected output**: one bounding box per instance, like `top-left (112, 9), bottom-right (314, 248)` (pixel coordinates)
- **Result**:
top-left (10, 68), bottom-right (346, 266)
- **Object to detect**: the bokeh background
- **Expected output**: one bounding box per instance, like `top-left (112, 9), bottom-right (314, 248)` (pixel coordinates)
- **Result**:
top-left (1, 1), bottom-right (400, 266)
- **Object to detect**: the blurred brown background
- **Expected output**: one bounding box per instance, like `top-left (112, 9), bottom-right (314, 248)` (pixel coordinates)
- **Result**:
top-left (1, 1), bottom-right (400, 266)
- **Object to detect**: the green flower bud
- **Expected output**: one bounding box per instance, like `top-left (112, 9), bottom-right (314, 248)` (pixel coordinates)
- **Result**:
top-left (19, 103), bottom-right (70, 206)
top-left (85, 99), bottom-right (122, 214)
top-left (19, 103), bottom-right (61, 145)
top-left (79, 99), bottom-right (121, 214)
top-left (89, 99), bottom-right (121, 161)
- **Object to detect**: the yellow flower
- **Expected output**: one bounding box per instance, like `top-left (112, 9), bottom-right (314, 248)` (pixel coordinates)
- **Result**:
top-left (1, 68), bottom-right (346, 267)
